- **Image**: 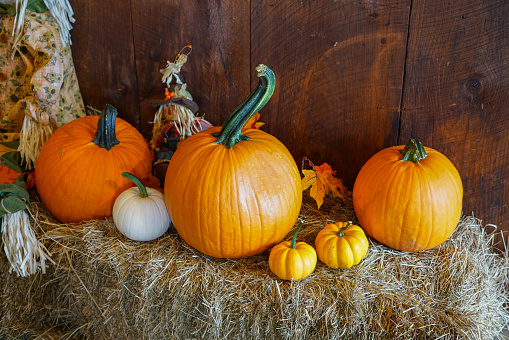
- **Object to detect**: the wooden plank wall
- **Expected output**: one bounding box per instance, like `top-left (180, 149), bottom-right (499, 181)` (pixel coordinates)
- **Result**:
top-left (68, 0), bottom-right (509, 240)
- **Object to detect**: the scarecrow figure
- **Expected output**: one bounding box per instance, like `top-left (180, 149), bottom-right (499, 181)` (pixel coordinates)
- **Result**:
top-left (150, 45), bottom-right (212, 185)
top-left (149, 46), bottom-right (267, 185)
top-left (0, 0), bottom-right (85, 276)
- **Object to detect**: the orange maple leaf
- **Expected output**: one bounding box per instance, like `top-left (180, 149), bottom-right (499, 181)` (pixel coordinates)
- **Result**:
top-left (242, 112), bottom-right (265, 130)
top-left (301, 160), bottom-right (350, 210)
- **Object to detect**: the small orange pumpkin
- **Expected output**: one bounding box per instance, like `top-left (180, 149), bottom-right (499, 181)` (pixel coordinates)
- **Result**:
top-left (269, 222), bottom-right (317, 280)
top-left (164, 65), bottom-right (302, 258)
top-left (35, 105), bottom-right (156, 223)
top-left (315, 221), bottom-right (369, 269)
top-left (352, 139), bottom-right (463, 252)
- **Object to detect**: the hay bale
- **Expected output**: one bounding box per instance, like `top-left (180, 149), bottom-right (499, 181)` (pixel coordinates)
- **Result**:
top-left (1, 192), bottom-right (508, 339)
top-left (0, 324), bottom-right (66, 340)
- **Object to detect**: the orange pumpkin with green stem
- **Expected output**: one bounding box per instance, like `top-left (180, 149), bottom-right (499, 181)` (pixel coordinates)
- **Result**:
top-left (352, 139), bottom-right (463, 252)
top-left (35, 105), bottom-right (156, 223)
top-left (164, 65), bottom-right (302, 259)
top-left (269, 221), bottom-right (317, 280)
top-left (315, 221), bottom-right (369, 269)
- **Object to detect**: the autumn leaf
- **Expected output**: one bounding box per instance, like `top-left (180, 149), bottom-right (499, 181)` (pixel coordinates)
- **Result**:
top-left (242, 112), bottom-right (265, 130)
top-left (301, 159), bottom-right (350, 210)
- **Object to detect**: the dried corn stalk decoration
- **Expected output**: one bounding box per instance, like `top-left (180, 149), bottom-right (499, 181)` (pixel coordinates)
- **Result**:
top-left (0, 160), bottom-right (52, 277)
top-left (1, 0), bottom-right (79, 168)
top-left (0, 0), bottom-right (79, 276)
top-left (1, 209), bottom-right (53, 277)
top-left (5, 0), bottom-right (75, 51)
top-left (151, 45), bottom-right (212, 162)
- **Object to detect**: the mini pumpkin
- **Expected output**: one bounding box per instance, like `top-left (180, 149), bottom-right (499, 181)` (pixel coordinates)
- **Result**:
top-left (35, 105), bottom-right (157, 223)
top-left (352, 139), bottom-right (463, 252)
top-left (113, 172), bottom-right (170, 241)
top-left (268, 222), bottom-right (317, 280)
top-left (164, 65), bottom-right (302, 259)
top-left (315, 221), bottom-right (369, 269)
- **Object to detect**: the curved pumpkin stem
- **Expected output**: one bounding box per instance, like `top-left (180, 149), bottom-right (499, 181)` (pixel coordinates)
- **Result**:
top-left (290, 221), bottom-right (304, 249)
top-left (338, 221), bottom-right (352, 237)
top-left (399, 139), bottom-right (427, 163)
top-left (92, 104), bottom-right (120, 150)
top-left (212, 64), bottom-right (276, 149)
top-left (122, 172), bottom-right (148, 198)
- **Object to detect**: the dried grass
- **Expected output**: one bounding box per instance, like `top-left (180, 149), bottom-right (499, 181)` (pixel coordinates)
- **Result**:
top-left (1, 192), bottom-right (508, 339)
top-left (0, 324), bottom-right (66, 340)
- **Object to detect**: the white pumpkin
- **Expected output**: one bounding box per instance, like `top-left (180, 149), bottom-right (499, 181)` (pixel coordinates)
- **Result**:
top-left (113, 172), bottom-right (170, 241)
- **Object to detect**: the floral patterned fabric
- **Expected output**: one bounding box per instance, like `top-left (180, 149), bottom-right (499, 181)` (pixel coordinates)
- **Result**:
top-left (0, 6), bottom-right (83, 277)
top-left (0, 9), bottom-right (85, 144)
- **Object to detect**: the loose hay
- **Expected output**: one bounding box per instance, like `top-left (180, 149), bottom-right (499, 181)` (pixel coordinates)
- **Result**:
top-left (1, 192), bottom-right (509, 339)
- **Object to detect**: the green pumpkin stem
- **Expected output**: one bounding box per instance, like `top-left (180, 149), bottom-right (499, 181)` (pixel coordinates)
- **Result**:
top-left (290, 221), bottom-right (304, 249)
top-left (121, 172), bottom-right (148, 198)
top-left (338, 221), bottom-right (352, 237)
top-left (399, 139), bottom-right (427, 163)
top-left (212, 64), bottom-right (276, 149)
top-left (92, 104), bottom-right (120, 150)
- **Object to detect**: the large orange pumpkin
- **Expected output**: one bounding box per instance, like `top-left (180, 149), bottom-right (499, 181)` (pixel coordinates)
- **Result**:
top-left (35, 105), bottom-right (156, 223)
top-left (164, 65), bottom-right (302, 259)
top-left (352, 139), bottom-right (463, 252)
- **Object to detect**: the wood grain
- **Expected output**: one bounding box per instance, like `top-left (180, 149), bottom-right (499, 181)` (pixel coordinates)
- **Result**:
top-left (69, 0), bottom-right (140, 129)
top-left (251, 0), bottom-right (411, 188)
top-left (400, 0), bottom-right (509, 236)
top-left (130, 0), bottom-right (251, 137)
top-left (66, 0), bottom-right (509, 236)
